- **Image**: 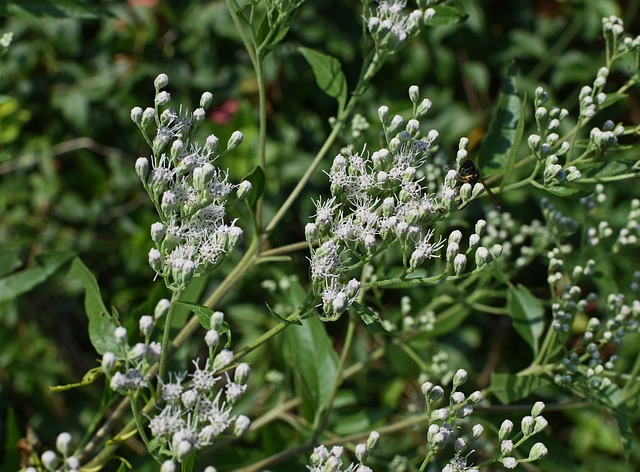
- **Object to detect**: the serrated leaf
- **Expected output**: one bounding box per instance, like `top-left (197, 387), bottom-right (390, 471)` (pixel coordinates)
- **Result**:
top-left (282, 317), bottom-right (339, 424)
top-left (426, 4), bottom-right (468, 25)
top-left (0, 251), bottom-right (75, 303)
top-left (352, 302), bottom-right (390, 335)
top-left (299, 47), bottom-right (347, 113)
top-left (67, 257), bottom-right (120, 356)
top-left (0, 0), bottom-right (113, 19)
top-left (507, 284), bottom-right (545, 356)
top-left (489, 372), bottom-right (549, 404)
top-left (243, 165), bottom-right (265, 210)
top-left (478, 63), bottom-right (521, 176)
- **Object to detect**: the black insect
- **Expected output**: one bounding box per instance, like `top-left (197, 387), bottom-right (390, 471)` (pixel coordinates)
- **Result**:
top-left (457, 160), bottom-right (503, 213)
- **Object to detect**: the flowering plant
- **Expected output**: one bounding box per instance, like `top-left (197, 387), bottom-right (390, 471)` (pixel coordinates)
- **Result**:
top-left (3, 1), bottom-right (640, 472)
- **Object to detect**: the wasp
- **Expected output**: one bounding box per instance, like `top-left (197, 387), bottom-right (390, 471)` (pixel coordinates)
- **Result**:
top-left (457, 159), bottom-right (503, 213)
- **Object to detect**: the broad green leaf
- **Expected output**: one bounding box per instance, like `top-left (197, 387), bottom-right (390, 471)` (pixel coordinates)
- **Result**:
top-left (544, 183), bottom-right (593, 199)
top-left (352, 302), bottom-right (391, 335)
top-left (0, 0), bottom-right (113, 18)
top-left (0, 251), bottom-right (75, 303)
top-left (243, 165), bottom-right (266, 210)
top-left (584, 160), bottom-right (637, 178)
top-left (68, 257), bottom-right (120, 356)
top-left (507, 284), bottom-right (545, 356)
top-left (426, 4), bottom-right (468, 25)
top-left (478, 63), bottom-right (521, 177)
top-left (282, 317), bottom-right (339, 424)
top-left (299, 47), bottom-right (347, 114)
top-left (489, 372), bottom-right (549, 404)
top-left (431, 305), bottom-right (471, 337)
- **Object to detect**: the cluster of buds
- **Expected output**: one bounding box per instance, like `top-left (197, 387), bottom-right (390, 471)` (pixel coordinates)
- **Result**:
top-left (148, 311), bottom-right (251, 464)
top-left (307, 86), bottom-right (502, 319)
top-left (101, 299), bottom-right (171, 394)
top-left (24, 433), bottom-right (77, 472)
top-left (366, 1), bottom-right (436, 57)
top-left (132, 74), bottom-right (249, 291)
top-left (307, 431), bottom-right (380, 472)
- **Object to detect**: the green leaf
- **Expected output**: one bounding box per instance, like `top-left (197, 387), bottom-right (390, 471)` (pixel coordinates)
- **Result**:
top-left (0, 251), bottom-right (75, 303)
top-left (478, 62), bottom-right (521, 177)
top-left (432, 305), bottom-right (471, 337)
top-left (243, 165), bottom-right (266, 210)
top-left (426, 4), bottom-right (469, 25)
top-left (489, 372), bottom-right (549, 404)
top-left (500, 93), bottom-right (526, 191)
top-left (507, 284), bottom-right (545, 356)
top-left (298, 47), bottom-right (347, 113)
top-left (0, 0), bottom-right (113, 18)
top-left (282, 317), bottom-right (339, 424)
top-left (67, 257), bottom-right (120, 356)
top-left (544, 183), bottom-right (594, 198)
top-left (352, 302), bottom-right (391, 335)
top-left (256, 13), bottom-right (294, 58)
top-left (0, 248), bottom-right (23, 277)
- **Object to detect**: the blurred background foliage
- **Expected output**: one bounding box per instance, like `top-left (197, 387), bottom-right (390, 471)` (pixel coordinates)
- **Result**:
top-left (1, 0), bottom-right (640, 470)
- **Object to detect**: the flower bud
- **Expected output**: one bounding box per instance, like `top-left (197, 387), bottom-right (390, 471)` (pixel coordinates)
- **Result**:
top-left (408, 85), bottom-right (420, 104)
top-left (135, 157), bottom-right (149, 181)
top-left (155, 91), bottom-right (171, 107)
top-left (206, 134), bottom-right (219, 152)
top-left (453, 368), bottom-right (468, 387)
top-left (227, 130), bottom-right (244, 150)
top-left (154, 73), bottom-right (169, 89)
top-left (234, 363), bottom-right (251, 384)
top-left (213, 349), bottom-right (234, 370)
top-left (531, 401), bottom-right (545, 417)
top-left (367, 430), bottom-right (380, 450)
top-left (236, 180), bottom-right (252, 200)
top-left (150, 222), bottom-right (165, 244)
top-left (130, 106), bottom-right (143, 126)
top-left (200, 91), bottom-right (213, 109)
top-left (41, 451), bottom-right (58, 471)
top-left (453, 253), bottom-right (467, 275)
top-left (378, 105), bottom-right (389, 124)
top-left (475, 246), bottom-right (491, 267)
top-left (205, 309), bottom-right (225, 332)
top-left (139, 315), bottom-right (154, 337)
top-left (205, 329), bottom-right (219, 348)
top-left (161, 461), bottom-right (176, 472)
top-left (192, 107), bottom-right (205, 126)
top-left (499, 419), bottom-right (514, 439)
top-left (355, 443), bottom-right (368, 463)
top-left (141, 107), bottom-right (156, 128)
top-left (114, 326), bottom-right (128, 345)
top-left (234, 415), bottom-right (251, 436)
top-left (154, 299), bottom-right (170, 319)
top-left (416, 98), bottom-right (432, 117)
top-left (56, 432), bottom-right (72, 455)
top-left (528, 442), bottom-right (548, 461)
top-left (102, 352), bottom-right (116, 373)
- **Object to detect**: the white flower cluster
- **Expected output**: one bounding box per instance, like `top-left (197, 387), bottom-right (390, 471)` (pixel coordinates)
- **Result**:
top-left (147, 312), bottom-right (251, 464)
top-left (366, 0), bottom-right (436, 54)
top-left (132, 74), bottom-right (249, 291)
top-left (307, 431), bottom-right (380, 472)
top-left (307, 87), bottom-right (505, 319)
top-left (422, 371), bottom-right (548, 470)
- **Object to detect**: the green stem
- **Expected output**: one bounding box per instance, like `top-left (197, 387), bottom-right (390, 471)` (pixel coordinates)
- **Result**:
top-left (157, 289), bottom-right (182, 392)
